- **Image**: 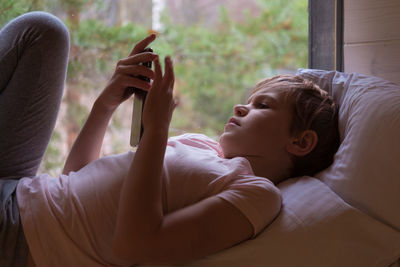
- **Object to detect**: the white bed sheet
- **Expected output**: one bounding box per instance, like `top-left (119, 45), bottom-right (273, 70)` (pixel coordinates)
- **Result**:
top-left (170, 177), bottom-right (400, 267)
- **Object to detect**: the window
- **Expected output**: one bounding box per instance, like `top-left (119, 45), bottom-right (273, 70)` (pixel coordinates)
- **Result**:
top-left (1, 0), bottom-right (309, 175)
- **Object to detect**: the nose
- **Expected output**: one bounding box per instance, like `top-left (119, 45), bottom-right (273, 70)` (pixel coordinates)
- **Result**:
top-left (234, 104), bottom-right (249, 117)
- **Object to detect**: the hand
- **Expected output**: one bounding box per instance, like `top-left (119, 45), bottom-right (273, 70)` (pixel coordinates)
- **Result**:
top-left (95, 34), bottom-right (159, 111)
top-left (142, 56), bottom-right (176, 134)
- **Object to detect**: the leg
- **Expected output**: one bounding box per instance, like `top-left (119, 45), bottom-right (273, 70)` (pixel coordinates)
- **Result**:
top-left (0, 12), bottom-right (69, 266)
top-left (0, 11), bottom-right (70, 179)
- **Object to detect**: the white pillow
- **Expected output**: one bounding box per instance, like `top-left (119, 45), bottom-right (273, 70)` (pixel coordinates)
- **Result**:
top-left (172, 177), bottom-right (400, 266)
top-left (297, 68), bottom-right (400, 231)
top-left (140, 70), bottom-right (400, 266)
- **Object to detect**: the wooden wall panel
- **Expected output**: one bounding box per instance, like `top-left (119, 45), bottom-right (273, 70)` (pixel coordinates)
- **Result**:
top-left (345, 0), bottom-right (400, 43)
top-left (344, 41), bottom-right (400, 84)
top-left (344, 0), bottom-right (400, 84)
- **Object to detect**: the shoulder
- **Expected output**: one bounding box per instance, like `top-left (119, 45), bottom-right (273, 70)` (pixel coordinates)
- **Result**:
top-left (232, 175), bottom-right (280, 191)
top-left (225, 175), bottom-right (282, 206)
top-left (217, 176), bottom-right (282, 236)
top-left (168, 133), bottom-right (222, 155)
top-left (169, 133), bottom-right (217, 144)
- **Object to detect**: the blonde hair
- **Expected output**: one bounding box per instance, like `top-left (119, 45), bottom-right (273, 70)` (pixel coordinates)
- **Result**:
top-left (252, 74), bottom-right (340, 177)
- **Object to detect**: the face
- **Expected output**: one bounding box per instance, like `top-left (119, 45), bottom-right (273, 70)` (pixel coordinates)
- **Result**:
top-left (219, 86), bottom-right (293, 160)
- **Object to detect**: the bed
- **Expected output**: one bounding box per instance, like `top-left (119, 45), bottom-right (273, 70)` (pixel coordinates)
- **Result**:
top-left (149, 69), bottom-right (400, 266)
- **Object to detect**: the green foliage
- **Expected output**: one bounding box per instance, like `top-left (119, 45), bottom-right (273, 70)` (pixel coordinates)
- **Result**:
top-left (152, 0), bottom-right (308, 136)
top-left (0, 0), bottom-right (33, 27)
top-left (67, 19), bottom-right (149, 81)
top-left (41, 131), bottom-right (63, 176)
top-left (61, 0), bottom-right (89, 12)
top-left (2, 0), bottom-right (308, 174)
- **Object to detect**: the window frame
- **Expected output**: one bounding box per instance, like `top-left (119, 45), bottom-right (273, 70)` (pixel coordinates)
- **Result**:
top-left (308, 0), bottom-right (344, 71)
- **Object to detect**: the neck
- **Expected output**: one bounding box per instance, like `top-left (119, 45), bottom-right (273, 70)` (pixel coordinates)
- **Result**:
top-left (245, 155), bottom-right (291, 185)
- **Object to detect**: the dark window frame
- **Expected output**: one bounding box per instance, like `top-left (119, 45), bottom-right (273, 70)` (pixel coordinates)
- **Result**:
top-left (308, 0), bottom-right (343, 71)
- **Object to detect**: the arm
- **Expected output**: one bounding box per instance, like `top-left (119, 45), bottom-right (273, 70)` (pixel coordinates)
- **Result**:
top-left (112, 57), bottom-right (282, 264)
top-left (62, 34), bottom-right (158, 174)
top-left (62, 101), bottom-right (113, 174)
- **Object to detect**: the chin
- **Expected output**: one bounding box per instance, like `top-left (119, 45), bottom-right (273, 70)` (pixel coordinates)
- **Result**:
top-left (219, 144), bottom-right (240, 159)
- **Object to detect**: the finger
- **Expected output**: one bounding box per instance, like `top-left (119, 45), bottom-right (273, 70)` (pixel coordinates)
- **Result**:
top-left (120, 76), bottom-right (152, 91)
top-left (153, 58), bottom-right (162, 85)
top-left (129, 34), bottom-right (156, 56)
top-left (116, 65), bottom-right (155, 79)
top-left (162, 56), bottom-right (175, 92)
top-left (118, 52), bottom-right (158, 66)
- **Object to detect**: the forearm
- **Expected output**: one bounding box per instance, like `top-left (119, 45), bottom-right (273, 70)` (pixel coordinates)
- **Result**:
top-left (113, 127), bottom-right (168, 251)
top-left (113, 55), bottom-right (176, 261)
top-left (112, 127), bottom-right (256, 265)
top-left (62, 100), bottom-right (114, 174)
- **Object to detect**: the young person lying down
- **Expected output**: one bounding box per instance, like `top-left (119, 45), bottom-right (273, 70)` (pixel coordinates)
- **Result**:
top-left (0, 12), bottom-right (339, 266)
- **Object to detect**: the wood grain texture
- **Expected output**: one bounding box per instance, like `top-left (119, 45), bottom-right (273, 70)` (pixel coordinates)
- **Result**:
top-left (344, 41), bottom-right (400, 84)
top-left (344, 0), bottom-right (400, 43)
top-left (343, 0), bottom-right (400, 83)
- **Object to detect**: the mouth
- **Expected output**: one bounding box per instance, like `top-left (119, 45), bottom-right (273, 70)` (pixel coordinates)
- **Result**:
top-left (228, 117), bottom-right (240, 126)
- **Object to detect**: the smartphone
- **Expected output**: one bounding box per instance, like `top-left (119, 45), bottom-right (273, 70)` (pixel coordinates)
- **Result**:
top-left (129, 47), bottom-right (153, 147)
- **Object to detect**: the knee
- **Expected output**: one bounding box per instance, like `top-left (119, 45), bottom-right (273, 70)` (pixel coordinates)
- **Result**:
top-left (18, 11), bottom-right (70, 52)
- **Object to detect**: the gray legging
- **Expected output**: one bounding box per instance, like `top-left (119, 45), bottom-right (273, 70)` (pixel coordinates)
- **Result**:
top-left (0, 11), bottom-right (69, 266)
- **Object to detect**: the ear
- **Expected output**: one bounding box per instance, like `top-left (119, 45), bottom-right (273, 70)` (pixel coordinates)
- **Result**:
top-left (286, 130), bottom-right (318, 157)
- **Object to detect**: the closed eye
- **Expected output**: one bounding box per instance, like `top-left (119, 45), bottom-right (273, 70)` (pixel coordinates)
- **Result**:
top-left (255, 102), bottom-right (269, 109)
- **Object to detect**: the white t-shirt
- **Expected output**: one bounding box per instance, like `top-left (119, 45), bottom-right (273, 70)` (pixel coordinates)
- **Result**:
top-left (17, 133), bottom-right (281, 266)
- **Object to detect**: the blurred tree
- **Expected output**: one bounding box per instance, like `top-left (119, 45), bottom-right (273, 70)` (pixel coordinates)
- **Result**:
top-left (0, 0), bottom-right (33, 26)
top-left (1, 0), bottom-right (308, 175)
top-left (118, 0), bottom-right (152, 27)
top-left (154, 0), bottom-right (308, 136)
